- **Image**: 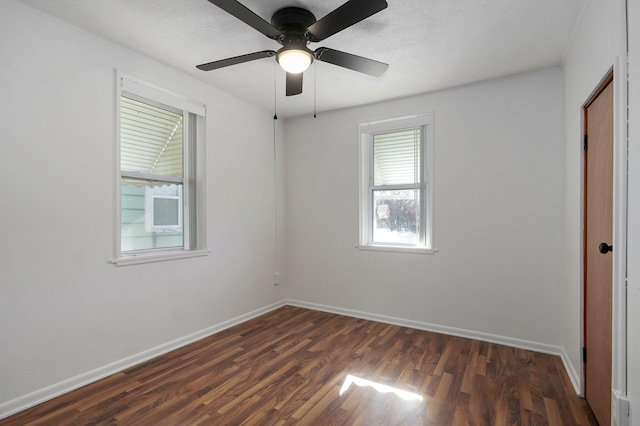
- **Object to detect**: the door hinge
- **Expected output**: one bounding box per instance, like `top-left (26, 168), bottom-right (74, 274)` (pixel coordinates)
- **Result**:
top-left (583, 346), bottom-right (587, 364)
top-left (583, 134), bottom-right (588, 151)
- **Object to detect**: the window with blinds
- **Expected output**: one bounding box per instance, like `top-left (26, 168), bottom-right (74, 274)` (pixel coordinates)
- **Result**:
top-left (116, 76), bottom-right (206, 262)
top-left (119, 95), bottom-right (186, 251)
top-left (120, 95), bottom-right (185, 244)
top-left (120, 95), bottom-right (184, 180)
top-left (359, 114), bottom-right (433, 252)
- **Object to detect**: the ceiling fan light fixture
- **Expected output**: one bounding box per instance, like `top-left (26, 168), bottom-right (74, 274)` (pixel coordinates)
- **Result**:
top-left (197, 0), bottom-right (390, 96)
top-left (277, 49), bottom-right (313, 74)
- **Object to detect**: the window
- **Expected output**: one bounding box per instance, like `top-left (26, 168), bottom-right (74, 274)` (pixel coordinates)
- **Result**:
top-left (359, 113), bottom-right (434, 253)
top-left (145, 184), bottom-right (182, 232)
top-left (114, 76), bottom-right (207, 265)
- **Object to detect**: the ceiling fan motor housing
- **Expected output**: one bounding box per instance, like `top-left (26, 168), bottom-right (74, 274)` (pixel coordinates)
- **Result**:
top-left (270, 7), bottom-right (316, 33)
top-left (271, 7), bottom-right (316, 59)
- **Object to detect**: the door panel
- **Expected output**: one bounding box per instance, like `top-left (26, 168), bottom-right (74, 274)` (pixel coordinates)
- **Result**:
top-left (584, 78), bottom-right (613, 426)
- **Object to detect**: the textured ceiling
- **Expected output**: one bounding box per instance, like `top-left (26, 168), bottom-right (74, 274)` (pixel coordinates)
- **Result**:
top-left (16, 0), bottom-right (585, 118)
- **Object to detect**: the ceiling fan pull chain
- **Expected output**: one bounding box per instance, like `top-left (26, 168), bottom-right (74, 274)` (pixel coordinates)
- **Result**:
top-left (273, 61), bottom-right (278, 120)
top-left (313, 61), bottom-right (317, 118)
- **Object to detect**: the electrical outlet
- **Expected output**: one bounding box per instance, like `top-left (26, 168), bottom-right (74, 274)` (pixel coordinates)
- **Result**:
top-left (273, 273), bottom-right (281, 285)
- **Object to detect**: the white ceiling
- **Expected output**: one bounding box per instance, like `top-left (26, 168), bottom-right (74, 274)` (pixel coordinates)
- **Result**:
top-left (17, 0), bottom-right (585, 118)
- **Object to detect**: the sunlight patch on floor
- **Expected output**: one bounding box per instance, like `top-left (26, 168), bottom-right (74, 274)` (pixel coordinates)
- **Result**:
top-left (339, 374), bottom-right (423, 402)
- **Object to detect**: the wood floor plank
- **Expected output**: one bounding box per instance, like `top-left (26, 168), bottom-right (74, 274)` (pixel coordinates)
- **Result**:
top-left (0, 306), bottom-right (598, 425)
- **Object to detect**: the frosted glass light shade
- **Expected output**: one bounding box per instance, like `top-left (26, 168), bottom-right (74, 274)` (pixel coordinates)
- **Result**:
top-left (277, 49), bottom-right (312, 74)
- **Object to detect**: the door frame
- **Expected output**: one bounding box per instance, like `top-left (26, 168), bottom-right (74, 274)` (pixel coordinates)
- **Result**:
top-left (580, 61), bottom-right (628, 407)
top-left (582, 71), bottom-right (614, 424)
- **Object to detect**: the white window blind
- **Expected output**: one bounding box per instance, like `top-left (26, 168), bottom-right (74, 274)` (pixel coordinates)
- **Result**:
top-left (373, 128), bottom-right (421, 186)
top-left (120, 96), bottom-right (184, 181)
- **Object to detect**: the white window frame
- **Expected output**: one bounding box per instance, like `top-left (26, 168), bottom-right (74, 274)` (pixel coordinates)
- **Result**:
top-left (112, 74), bottom-right (209, 266)
top-left (358, 113), bottom-right (435, 254)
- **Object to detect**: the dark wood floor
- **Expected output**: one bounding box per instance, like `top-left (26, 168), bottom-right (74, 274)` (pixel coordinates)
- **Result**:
top-left (1, 306), bottom-right (597, 425)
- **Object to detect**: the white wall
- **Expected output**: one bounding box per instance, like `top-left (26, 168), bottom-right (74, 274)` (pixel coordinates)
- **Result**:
top-left (2, 0), bottom-right (634, 420)
top-left (284, 69), bottom-right (565, 351)
top-left (0, 1), bottom-right (284, 414)
top-left (626, 0), bottom-right (640, 422)
top-left (561, 0), bottom-right (626, 397)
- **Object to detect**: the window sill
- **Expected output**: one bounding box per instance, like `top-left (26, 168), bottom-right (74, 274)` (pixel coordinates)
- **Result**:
top-left (110, 249), bottom-right (210, 266)
top-left (356, 245), bottom-right (438, 254)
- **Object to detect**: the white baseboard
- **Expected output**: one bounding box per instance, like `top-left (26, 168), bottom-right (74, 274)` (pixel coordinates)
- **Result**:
top-left (1, 298), bottom-right (580, 420)
top-left (286, 299), bottom-right (565, 357)
top-left (0, 301), bottom-right (287, 420)
top-left (560, 347), bottom-right (583, 396)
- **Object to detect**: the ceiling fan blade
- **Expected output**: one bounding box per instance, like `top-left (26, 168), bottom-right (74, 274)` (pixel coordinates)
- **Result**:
top-left (286, 72), bottom-right (303, 96)
top-left (206, 0), bottom-right (282, 39)
top-left (196, 50), bottom-right (275, 71)
top-left (306, 0), bottom-right (387, 42)
top-left (314, 48), bottom-right (388, 77)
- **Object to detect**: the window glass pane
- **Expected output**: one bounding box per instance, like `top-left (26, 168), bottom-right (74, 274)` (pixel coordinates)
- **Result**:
top-left (153, 198), bottom-right (179, 226)
top-left (373, 128), bottom-right (420, 185)
top-left (120, 180), bottom-right (183, 252)
top-left (121, 96), bottom-right (183, 179)
top-left (373, 190), bottom-right (420, 244)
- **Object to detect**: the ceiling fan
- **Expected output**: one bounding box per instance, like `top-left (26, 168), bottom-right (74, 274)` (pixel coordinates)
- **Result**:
top-left (196, 0), bottom-right (389, 96)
